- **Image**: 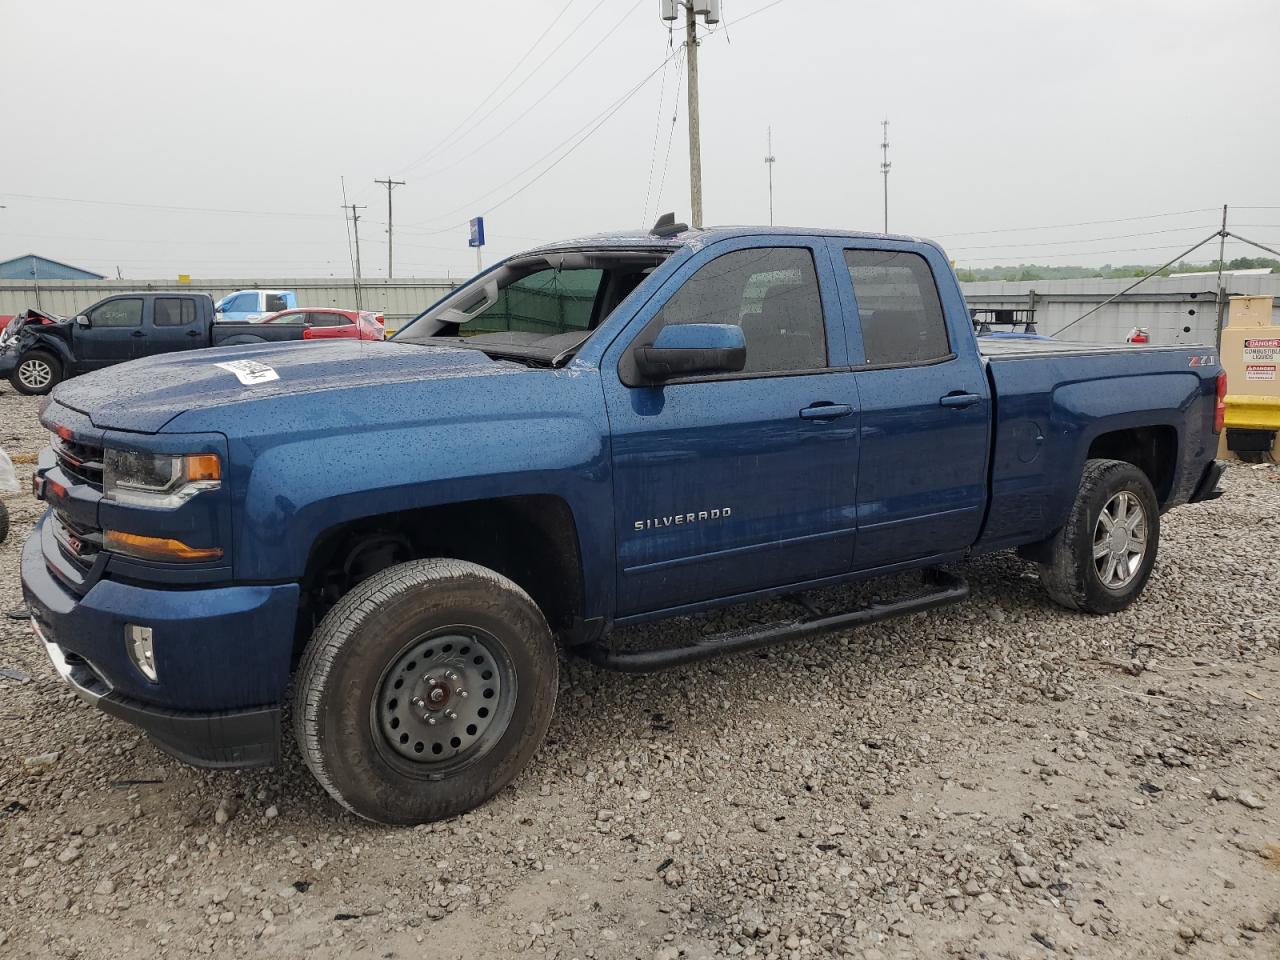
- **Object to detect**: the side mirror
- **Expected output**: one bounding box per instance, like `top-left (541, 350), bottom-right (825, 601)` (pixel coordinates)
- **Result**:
top-left (633, 323), bottom-right (746, 383)
top-left (74, 314), bottom-right (90, 328)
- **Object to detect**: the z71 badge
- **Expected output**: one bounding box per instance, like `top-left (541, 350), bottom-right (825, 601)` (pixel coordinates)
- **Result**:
top-left (1188, 354), bottom-right (1216, 368)
top-left (634, 507), bottom-right (732, 531)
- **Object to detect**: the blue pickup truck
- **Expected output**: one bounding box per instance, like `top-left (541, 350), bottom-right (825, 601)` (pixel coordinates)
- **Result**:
top-left (21, 222), bottom-right (1226, 824)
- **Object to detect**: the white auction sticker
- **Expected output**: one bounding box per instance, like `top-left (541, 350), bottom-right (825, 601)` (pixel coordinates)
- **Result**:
top-left (215, 359), bottom-right (279, 385)
top-left (1245, 364), bottom-right (1276, 381)
top-left (1244, 338), bottom-right (1280, 362)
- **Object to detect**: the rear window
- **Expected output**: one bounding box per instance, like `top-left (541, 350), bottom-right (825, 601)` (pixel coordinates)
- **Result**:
top-left (265, 293), bottom-right (290, 312)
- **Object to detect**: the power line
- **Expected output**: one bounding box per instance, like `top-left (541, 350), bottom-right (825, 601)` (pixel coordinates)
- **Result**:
top-left (400, 49), bottom-right (680, 233)
top-left (935, 207), bottom-right (1219, 239)
top-left (400, 0), bottom-right (614, 175)
top-left (415, 0), bottom-right (646, 181)
top-left (395, 0), bottom-right (579, 175)
top-left (0, 191), bottom-right (334, 220)
top-left (946, 223), bottom-right (1219, 252)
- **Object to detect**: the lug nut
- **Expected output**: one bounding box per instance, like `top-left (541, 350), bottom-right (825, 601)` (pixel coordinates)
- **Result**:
top-left (426, 676), bottom-right (438, 687)
top-left (426, 716), bottom-right (437, 726)
top-left (445, 710), bottom-right (458, 721)
top-left (458, 690), bottom-right (469, 698)
top-left (412, 696), bottom-right (426, 709)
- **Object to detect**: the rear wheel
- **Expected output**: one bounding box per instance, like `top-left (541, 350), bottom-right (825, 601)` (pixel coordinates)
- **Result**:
top-left (293, 558), bottom-right (557, 824)
top-left (1038, 458), bottom-right (1160, 614)
top-left (11, 351), bottom-right (61, 395)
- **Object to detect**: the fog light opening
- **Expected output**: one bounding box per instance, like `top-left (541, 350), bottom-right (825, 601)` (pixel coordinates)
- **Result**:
top-left (126, 624), bottom-right (157, 683)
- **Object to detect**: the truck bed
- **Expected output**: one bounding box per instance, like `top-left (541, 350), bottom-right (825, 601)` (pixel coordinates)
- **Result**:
top-left (976, 336), bottom-right (1219, 552)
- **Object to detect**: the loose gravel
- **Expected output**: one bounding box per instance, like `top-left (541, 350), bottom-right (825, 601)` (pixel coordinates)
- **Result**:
top-left (1, 386), bottom-right (1277, 959)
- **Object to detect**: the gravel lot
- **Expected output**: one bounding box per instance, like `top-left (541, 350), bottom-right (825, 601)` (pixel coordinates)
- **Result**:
top-left (1, 386), bottom-right (1277, 960)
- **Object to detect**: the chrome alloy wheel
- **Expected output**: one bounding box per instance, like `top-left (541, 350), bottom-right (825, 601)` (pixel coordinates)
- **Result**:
top-left (374, 627), bottom-right (512, 771)
top-left (17, 358), bottom-right (52, 390)
top-left (1092, 490), bottom-right (1148, 589)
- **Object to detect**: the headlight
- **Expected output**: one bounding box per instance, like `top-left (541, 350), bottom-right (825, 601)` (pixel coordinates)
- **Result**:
top-left (103, 450), bottom-right (221, 507)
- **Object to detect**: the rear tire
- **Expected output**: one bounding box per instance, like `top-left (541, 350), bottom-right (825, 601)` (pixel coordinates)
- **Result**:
top-left (293, 558), bottom-right (557, 825)
top-left (1038, 458), bottom-right (1160, 614)
top-left (11, 351), bottom-right (61, 395)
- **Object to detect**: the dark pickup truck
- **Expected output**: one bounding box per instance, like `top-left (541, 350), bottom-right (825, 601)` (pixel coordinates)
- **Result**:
top-left (23, 223), bottom-right (1226, 825)
top-left (0, 293), bottom-right (312, 394)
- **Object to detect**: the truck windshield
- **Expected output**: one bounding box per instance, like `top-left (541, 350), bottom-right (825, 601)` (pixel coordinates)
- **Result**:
top-left (395, 248), bottom-right (673, 366)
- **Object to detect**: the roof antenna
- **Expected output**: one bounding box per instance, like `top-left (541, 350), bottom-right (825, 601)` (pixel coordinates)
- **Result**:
top-left (650, 212), bottom-right (688, 238)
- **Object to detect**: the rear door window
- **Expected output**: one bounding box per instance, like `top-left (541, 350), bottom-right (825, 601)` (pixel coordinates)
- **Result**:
top-left (89, 298), bottom-right (143, 328)
top-left (843, 250), bottom-right (950, 365)
top-left (154, 297), bottom-right (195, 326)
top-left (265, 293), bottom-right (290, 312)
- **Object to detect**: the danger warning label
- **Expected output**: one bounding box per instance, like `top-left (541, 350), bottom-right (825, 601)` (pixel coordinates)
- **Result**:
top-left (1245, 364), bottom-right (1276, 381)
top-left (1244, 338), bottom-right (1280, 362)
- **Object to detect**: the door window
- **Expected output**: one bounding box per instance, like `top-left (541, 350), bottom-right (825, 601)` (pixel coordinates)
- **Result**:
top-left (154, 297), bottom-right (195, 326)
top-left (307, 312), bottom-right (349, 327)
top-left (843, 250), bottom-right (950, 366)
top-left (648, 247), bottom-right (827, 375)
top-left (222, 293), bottom-right (258, 313)
top-left (89, 298), bottom-right (143, 328)
top-left (466, 268), bottom-right (603, 336)
top-left (264, 293), bottom-right (290, 312)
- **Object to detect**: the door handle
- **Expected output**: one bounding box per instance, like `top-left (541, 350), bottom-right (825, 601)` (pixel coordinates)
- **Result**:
top-left (130, 330), bottom-right (147, 338)
top-left (939, 392), bottom-right (981, 409)
top-left (186, 330), bottom-right (201, 337)
top-left (800, 403), bottom-right (854, 421)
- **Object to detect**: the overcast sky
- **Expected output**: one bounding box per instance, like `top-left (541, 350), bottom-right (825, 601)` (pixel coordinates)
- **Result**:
top-left (2, 0), bottom-right (1278, 279)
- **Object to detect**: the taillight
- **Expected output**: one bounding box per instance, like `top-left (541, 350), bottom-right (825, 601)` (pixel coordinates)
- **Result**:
top-left (1214, 371), bottom-right (1227, 433)
top-left (302, 327), bottom-right (315, 340)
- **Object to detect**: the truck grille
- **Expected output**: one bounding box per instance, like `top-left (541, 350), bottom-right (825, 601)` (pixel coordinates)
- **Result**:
top-left (53, 436), bottom-right (104, 490)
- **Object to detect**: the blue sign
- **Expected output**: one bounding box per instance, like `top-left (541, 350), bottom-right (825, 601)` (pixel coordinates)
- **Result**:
top-left (468, 217), bottom-right (485, 248)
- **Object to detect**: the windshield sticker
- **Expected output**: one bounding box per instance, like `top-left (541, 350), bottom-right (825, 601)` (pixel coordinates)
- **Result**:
top-left (215, 359), bottom-right (279, 385)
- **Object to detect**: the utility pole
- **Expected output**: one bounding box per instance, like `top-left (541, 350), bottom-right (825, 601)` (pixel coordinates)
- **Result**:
top-left (374, 177), bottom-right (406, 278)
top-left (764, 126), bottom-right (776, 226)
top-left (880, 118), bottom-right (891, 233)
top-left (343, 203), bottom-right (367, 279)
top-left (662, 1), bottom-right (719, 228)
top-left (684, 4), bottom-right (703, 229)
top-left (1215, 204), bottom-right (1229, 346)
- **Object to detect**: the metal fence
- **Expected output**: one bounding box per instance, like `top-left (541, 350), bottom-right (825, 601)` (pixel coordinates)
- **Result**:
top-left (0, 277), bottom-right (461, 327)
top-left (960, 273), bottom-right (1280, 345)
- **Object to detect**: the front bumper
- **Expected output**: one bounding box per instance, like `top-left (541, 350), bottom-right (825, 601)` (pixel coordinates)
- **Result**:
top-left (22, 518), bottom-right (299, 768)
top-left (0, 345), bottom-right (18, 377)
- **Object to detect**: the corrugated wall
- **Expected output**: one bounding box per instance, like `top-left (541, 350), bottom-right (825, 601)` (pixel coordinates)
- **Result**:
top-left (0, 277), bottom-right (461, 325)
top-left (960, 274), bottom-right (1280, 344)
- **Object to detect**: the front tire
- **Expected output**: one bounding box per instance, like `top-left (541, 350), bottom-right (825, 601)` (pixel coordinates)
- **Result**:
top-left (1038, 458), bottom-right (1160, 614)
top-left (293, 558), bottom-right (557, 824)
top-left (11, 350), bottom-right (61, 395)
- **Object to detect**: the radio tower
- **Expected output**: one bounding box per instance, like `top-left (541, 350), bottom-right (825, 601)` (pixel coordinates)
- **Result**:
top-left (764, 126), bottom-right (776, 225)
top-left (880, 118), bottom-right (891, 233)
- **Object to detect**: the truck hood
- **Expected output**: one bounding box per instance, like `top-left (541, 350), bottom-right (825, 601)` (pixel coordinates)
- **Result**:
top-left (52, 340), bottom-right (521, 433)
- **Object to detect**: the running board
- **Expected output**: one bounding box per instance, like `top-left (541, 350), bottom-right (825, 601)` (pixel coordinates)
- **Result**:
top-left (584, 569), bottom-right (969, 673)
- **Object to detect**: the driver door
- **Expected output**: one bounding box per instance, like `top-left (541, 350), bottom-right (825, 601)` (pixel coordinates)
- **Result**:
top-left (77, 297), bottom-right (144, 369)
top-left (601, 237), bottom-right (860, 617)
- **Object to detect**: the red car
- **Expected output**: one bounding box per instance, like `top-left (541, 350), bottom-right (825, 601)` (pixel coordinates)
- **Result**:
top-left (258, 308), bottom-right (385, 341)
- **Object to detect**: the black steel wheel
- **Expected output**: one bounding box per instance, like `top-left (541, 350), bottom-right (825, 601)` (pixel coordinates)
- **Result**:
top-left (294, 558), bottom-right (557, 824)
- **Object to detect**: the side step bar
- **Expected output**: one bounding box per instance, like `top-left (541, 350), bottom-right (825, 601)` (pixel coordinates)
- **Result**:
top-left (584, 569), bottom-right (969, 674)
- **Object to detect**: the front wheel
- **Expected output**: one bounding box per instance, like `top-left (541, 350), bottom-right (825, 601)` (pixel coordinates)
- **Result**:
top-left (293, 558), bottom-right (558, 824)
top-left (1037, 458), bottom-right (1160, 614)
top-left (11, 350), bottom-right (62, 395)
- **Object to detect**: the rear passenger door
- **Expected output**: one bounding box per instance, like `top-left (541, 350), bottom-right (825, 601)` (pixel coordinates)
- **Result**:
top-left (149, 297), bottom-right (204, 354)
top-left (602, 237), bottom-right (860, 616)
top-left (828, 242), bottom-right (991, 569)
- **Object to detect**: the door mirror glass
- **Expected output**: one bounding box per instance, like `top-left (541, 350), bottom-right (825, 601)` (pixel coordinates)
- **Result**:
top-left (75, 314), bottom-right (91, 328)
top-left (633, 323), bottom-right (746, 382)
